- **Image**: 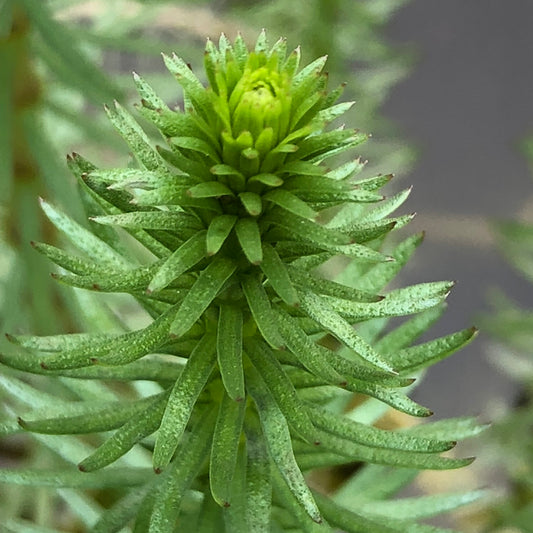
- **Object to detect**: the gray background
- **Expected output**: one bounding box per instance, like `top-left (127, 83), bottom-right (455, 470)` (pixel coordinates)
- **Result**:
top-left (383, 0), bottom-right (533, 417)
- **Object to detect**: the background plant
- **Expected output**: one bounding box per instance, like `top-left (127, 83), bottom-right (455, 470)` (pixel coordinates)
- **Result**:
top-left (0, 30), bottom-right (487, 532)
top-left (474, 136), bottom-right (533, 533)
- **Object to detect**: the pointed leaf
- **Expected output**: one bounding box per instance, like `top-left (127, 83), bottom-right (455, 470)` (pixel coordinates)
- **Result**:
top-left (404, 417), bottom-right (488, 441)
top-left (31, 242), bottom-right (101, 275)
top-left (313, 492), bottom-right (404, 533)
top-left (0, 467), bottom-right (152, 489)
top-left (148, 231), bottom-right (207, 293)
top-left (375, 305), bottom-right (446, 353)
top-left (358, 490), bottom-right (488, 521)
top-left (40, 306), bottom-right (177, 370)
top-left (207, 215), bottom-right (237, 255)
top-left (210, 392), bottom-right (245, 506)
top-left (162, 52), bottom-right (211, 120)
top-left (247, 368), bottom-right (322, 524)
top-left (239, 191), bottom-right (262, 216)
top-left (263, 189), bottom-right (317, 220)
top-left (337, 233), bottom-right (424, 293)
top-left (53, 263), bottom-right (163, 294)
top-left (170, 136), bottom-right (220, 163)
top-left (288, 266), bottom-right (380, 303)
top-left (149, 409), bottom-right (217, 532)
top-left (274, 309), bottom-right (345, 385)
top-left (40, 199), bottom-right (129, 269)
top-left (90, 211), bottom-right (202, 233)
top-left (78, 393), bottom-right (169, 472)
top-left (217, 304), bottom-right (244, 400)
top-left (307, 405), bottom-right (454, 453)
top-left (265, 209), bottom-right (363, 253)
top-left (298, 291), bottom-right (395, 373)
top-left (105, 101), bottom-right (164, 171)
top-left (244, 414), bottom-right (272, 533)
top-left (241, 275), bottom-right (285, 350)
top-left (260, 244), bottom-right (299, 306)
top-left (389, 328), bottom-right (478, 373)
top-left (170, 257), bottom-right (237, 337)
top-left (322, 281), bottom-right (454, 321)
top-left (297, 430), bottom-right (474, 470)
top-left (245, 338), bottom-right (317, 443)
top-left (19, 392), bottom-right (167, 435)
top-left (187, 181), bottom-right (234, 198)
top-left (153, 335), bottom-right (217, 471)
top-left (235, 218), bottom-right (263, 264)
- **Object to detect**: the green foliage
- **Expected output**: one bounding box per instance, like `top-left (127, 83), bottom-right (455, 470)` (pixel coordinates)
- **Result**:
top-left (0, 31), bottom-right (485, 532)
top-left (480, 138), bottom-right (533, 530)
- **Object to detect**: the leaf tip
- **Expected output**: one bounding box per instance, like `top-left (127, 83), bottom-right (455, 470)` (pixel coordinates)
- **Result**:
top-left (5, 332), bottom-right (17, 344)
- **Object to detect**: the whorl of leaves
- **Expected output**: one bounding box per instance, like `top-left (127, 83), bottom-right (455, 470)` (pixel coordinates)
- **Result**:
top-left (0, 33), bottom-right (485, 532)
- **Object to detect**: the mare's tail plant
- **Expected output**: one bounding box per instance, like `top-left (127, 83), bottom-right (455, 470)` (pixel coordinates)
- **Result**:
top-left (0, 32), bottom-right (486, 532)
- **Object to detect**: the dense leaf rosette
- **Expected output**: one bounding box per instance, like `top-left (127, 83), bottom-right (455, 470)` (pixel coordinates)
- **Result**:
top-left (0, 33), bottom-right (484, 531)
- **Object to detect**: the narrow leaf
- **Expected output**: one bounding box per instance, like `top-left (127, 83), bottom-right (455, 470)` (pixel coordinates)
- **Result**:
top-left (207, 215), bottom-right (237, 255)
top-left (0, 467), bottom-right (152, 488)
top-left (244, 413), bottom-right (272, 533)
top-left (210, 392), bottom-right (246, 507)
top-left (217, 304), bottom-right (244, 400)
top-left (78, 393), bottom-right (170, 472)
top-left (105, 101), bottom-right (164, 171)
top-left (148, 231), bottom-right (207, 293)
top-left (288, 266), bottom-right (380, 303)
top-left (19, 392), bottom-right (166, 435)
top-left (91, 211), bottom-right (202, 233)
top-left (260, 243), bottom-right (299, 306)
top-left (388, 328), bottom-right (478, 373)
top-left (307, 405), bottom-right (454, 453)
top-left (241, 275), bottom-right (285, 350)
top-left (235, 218), bottom-right (263, 264)
top-left (170, 257), bottom-right (237, 337)
top-left (188, 181), bottom-right (234, 198)
top-left (149, 408), bottom-right (217, 532)
top-left (239, 191), bottom-right (262, 216)
top-left (299, 291), bottom-right (395, 373)
top-left (40, 199), bottom-right (128, 269)
top-left (247, 369), bottom-right (322, 524)
top-left (263, 189), bottom-right (317, 220)
top-left (246, 338), bottom-right (318, 443)
top-left (153, 335), bottom-right (217, 471)
top-left (358, 490), bottom-right (488, 521)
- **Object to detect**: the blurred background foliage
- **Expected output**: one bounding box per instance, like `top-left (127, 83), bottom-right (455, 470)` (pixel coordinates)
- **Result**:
top-left (474, 136), bottom-right (533, 532)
